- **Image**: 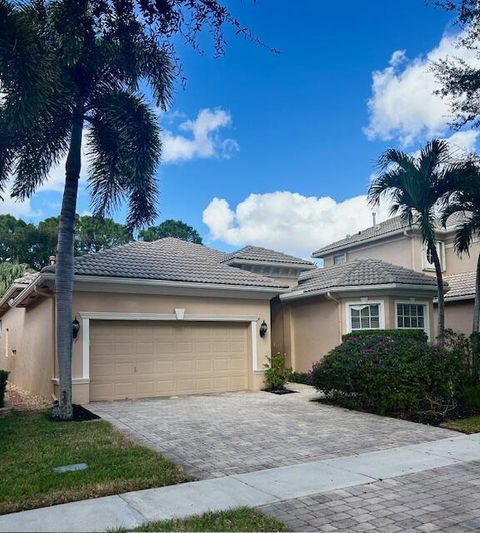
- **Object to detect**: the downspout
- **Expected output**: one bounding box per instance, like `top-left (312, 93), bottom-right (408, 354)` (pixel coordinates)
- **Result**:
top-left (403, 228), bottom-right (416, 270)
top-left (326, 292), bottom-right (343, 344)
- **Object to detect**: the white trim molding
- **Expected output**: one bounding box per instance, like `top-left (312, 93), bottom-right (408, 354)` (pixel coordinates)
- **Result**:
top-left (77, 311), bottom-right (262, 382)
top-left (52, 377), bottom-right (90, 385)
top-left (345, 299), bottom-right (385, 334)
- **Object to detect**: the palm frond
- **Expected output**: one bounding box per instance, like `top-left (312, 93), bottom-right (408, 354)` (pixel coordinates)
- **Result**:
top-left (87, 90), bottom-right (161, 229)
top-left (454, 220), bottom-right (474, 255)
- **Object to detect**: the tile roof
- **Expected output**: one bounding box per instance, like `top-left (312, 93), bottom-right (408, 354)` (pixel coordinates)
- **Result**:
top-left (42, 237), bottom-right (289, 289)
top-left (444, 272), bottom-right (476, 300)
top-left (222, 245), bottom-right (314, 267)
top-left (313, 212), bottom-right (468, 257)
top-left (286, 258), bottom-right (438, 297)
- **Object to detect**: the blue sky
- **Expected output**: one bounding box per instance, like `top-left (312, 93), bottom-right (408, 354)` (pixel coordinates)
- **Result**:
top-left (8, 1), bottom-right (478, 257)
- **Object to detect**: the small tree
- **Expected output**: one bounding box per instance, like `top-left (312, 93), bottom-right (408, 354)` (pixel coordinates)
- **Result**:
top-left (139, 219), bottom-right (202, 244)
top-left (368, 140), bottom-right (476, 345)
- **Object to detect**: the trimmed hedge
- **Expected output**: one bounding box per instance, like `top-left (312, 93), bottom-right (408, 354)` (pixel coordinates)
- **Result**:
top-left (0, 370), bottom-right (9, 408)
top-left (342, 329), bottom-right (428, 343)
top-left (311, 331), bottom-right (468, 416)
top-left (289, 371), bottom-right (310, 385)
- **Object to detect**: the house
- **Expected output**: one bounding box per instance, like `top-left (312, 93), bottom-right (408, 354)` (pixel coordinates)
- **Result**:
top-left (0, 238), bottom-right (314, 403)
top-left (312, 212), bottom-right (478, 336)
top-left (1, 213), bottom-right (475, 404)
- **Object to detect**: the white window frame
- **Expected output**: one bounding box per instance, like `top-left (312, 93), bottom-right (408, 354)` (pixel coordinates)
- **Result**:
top-left (345, 300), bottom-right (385, 333)
top-left (422, 241), bottom-right (445, 272)
top-left (395, 300), bottom-right (430, 337)
top-left (333, 253), bottom-right (347, 265)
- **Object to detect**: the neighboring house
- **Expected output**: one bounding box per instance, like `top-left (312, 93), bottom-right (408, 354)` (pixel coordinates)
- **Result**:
top-left (311, 212), bottom-right (479, 337)
top-left (0, 238), bottom-right (313, 403)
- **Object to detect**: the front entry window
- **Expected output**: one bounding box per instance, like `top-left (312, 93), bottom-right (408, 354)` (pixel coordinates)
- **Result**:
top-left (349, 304), bottom-right (380, 330)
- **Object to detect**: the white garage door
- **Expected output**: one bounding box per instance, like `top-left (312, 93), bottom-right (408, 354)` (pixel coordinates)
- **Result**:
top-left (90, 320), bottom-right (250, 401)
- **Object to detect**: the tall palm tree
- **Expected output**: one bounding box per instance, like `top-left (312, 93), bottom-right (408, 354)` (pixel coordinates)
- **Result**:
top-left (0, 0), bottom-right (240, 419)
top-left (368, 139), bottom-right (474, 346)
top-left (441, 171), bottom-right (480, 375)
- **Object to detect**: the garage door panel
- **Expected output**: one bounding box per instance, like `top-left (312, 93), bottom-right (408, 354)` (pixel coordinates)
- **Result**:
top-left (90, 320), bottom-right (249, 401)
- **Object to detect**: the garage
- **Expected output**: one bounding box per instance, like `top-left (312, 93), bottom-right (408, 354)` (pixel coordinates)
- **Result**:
top-left (89, 320), bottom-right (250, 401)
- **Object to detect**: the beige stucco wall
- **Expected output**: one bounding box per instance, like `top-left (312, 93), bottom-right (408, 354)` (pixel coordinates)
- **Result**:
top-left (69, 290), bottom-right (272, 403)
top-left (323, 236), bottom-right (415, 270)
top-left (0, 297), bottom-right (54, 400)
top-left (278, 293), bottom-right (435, 373)
top-left (433, 299), bottom-right (474, 337)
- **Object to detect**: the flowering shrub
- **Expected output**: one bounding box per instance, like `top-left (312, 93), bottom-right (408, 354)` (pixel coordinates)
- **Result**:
top-left (311, 331), bottom-right (469, 416)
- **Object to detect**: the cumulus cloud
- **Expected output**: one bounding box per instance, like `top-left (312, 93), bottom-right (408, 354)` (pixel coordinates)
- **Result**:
top-left (162, 108), bottom-right (239, 163)
top-left (365, 32), bottom-right (480, 145)
top-left (0, 181), bottom-right (40, 218)
top-left (203, 191), bottom-right (393, 258)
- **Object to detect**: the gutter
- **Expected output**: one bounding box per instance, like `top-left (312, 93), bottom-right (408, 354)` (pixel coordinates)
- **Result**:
top-left (280, 282), bottom-right (439, 301)
top-left (12, 272), bottom-right (289, 308)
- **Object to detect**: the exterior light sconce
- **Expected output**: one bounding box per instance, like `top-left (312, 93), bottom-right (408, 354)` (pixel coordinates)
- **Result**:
top-left (259, 320), bottom-right (268, 338)
top-left (72, 317), bottom-right (80, 340)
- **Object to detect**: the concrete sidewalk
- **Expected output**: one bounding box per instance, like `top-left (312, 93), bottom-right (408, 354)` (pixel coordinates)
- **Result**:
top-left (1, 433), bottom-right (480, 532)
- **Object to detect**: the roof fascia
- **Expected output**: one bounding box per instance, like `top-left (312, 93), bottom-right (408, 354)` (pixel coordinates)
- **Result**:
top-left (280, 282), bottom-right (438, 301)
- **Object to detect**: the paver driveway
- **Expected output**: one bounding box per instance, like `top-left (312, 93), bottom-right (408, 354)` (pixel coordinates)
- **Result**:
top-left (89, 384), bottom-right (455, 480)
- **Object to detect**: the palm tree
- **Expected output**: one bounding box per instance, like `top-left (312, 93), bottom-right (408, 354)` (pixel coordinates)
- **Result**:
top-left (0, 0), bottom-right (240, 420)
top-left (440, 171), bottom-right (480, 375)
top-left (368, 139), bottom-right (474, 346)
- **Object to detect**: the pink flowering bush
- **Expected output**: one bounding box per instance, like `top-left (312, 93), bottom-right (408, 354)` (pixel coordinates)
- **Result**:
top-left (311, 330), bottom-right (469, 416)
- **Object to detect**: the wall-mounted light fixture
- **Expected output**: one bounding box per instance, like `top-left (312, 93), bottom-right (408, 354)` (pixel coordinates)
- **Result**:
top-left (72, 317), bottom-right (80, 340)
top-left (259, 320), bottom-right (268, 338)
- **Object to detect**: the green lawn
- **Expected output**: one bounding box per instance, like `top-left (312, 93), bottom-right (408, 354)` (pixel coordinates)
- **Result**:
top-left (113, 508), bottom-right (289, 532)
top-left (442, 415), bottom-right (480, 434)
top-left (0, 410), bottom-right (190, 515)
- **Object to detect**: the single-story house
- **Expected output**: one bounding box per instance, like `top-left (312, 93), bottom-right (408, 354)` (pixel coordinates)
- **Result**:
top-left (0, 238), bottom-right (314, 403)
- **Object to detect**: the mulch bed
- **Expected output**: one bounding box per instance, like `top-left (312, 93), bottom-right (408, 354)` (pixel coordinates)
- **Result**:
top-left (6, 384), bottom-right (51, 411)
top-left (50, 403), bottom-right (100, 422)
top-left (314, 397), bottom-right (480, 427)
top-left (263, 388), bottom-right (298, 395)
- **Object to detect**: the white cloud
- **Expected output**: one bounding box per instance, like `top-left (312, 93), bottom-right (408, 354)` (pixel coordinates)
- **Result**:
top-left (365, 32), bottom-right (480, 145)
top-left (445, 130), bottom-right (480, 154)
top-left (0, 181), bottom-right (40, 218)
top-left (202, 191), bottom-right (393, 258)
top-left (162, 108), bottom-right (239, 163)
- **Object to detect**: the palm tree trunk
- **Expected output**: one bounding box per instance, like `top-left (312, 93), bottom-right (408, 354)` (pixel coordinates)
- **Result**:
top-left (430, 243), bottom-right (445, 347)
top-left (53, 109), bottom-right (83, 420)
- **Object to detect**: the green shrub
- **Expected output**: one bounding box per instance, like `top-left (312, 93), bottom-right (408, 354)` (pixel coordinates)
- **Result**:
top-left (264, 353), bottom-right (291, 391)
top-left (289, 371), bottom-right (310, 385)
top-left (311, 332), bottom-right (468, 416)
top-left (342, 329), bottom-right (428, 343)
top-left (0, 370), bottom-right (9, 408)
top-left (463, 384), bottom-right (480, 409)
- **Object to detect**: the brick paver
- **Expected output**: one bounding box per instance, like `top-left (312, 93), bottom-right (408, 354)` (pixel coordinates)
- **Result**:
top-left (89, 384), bottom-right (454, 479)
top-left (259, 461), bottom-right (480, 532)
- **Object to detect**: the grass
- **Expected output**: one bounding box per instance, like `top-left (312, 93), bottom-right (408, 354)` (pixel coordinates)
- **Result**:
top-left (0, 410), bottom-right (190, 515)
top-left (113, 508), bottom-right (289, 532)
top-left (442, 415), bottom-right (480, 434)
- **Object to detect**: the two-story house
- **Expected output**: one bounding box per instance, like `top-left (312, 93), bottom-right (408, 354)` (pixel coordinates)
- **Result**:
top-left (272, 213), bottom-right (477, 373)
